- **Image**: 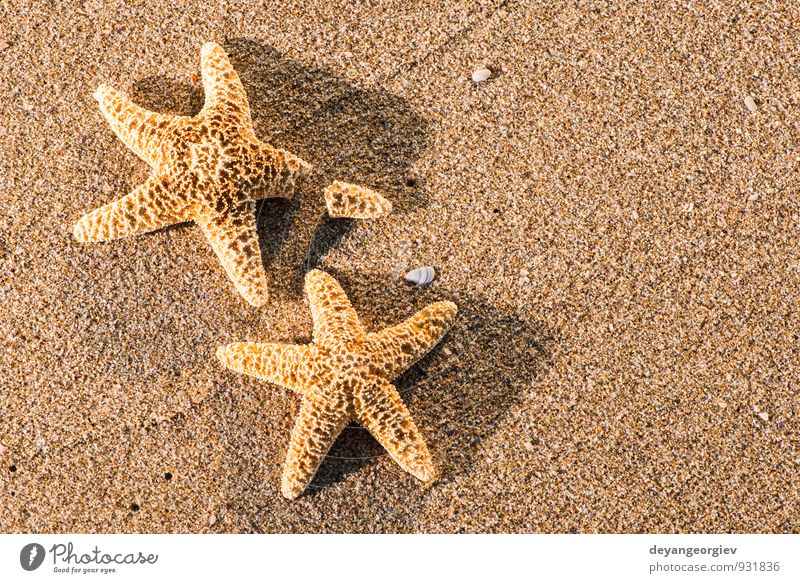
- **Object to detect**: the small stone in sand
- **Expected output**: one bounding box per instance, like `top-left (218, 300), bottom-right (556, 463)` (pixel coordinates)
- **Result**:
top-left (631, 209), bottom-right (639, 220)
top-left (744, 95), bottom-right (757, 113)
top-left (523, 441), bottom-right (534, 452)
top-left (0, 444), bottom-right (6, 455)
top-left (685, 202), bottom-right (695, 212)
top-left (208, 514), bottom-right (217, 527)
top-left (0, 41), bottom-right (8, 51)
top-left (748, 193), bottom-right (759, 201)
top-left (472, 68), bottom-right (492, 83)
top-left (758, 412), bottom-right (769, 422)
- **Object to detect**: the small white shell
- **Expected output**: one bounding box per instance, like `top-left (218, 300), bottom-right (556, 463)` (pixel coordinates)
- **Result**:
top-left (405, 266), bottom-right (435, 286)
top-left (472, 68), bottom-right (492, 83)
top-left (744, 95), bottom-right (757, 113)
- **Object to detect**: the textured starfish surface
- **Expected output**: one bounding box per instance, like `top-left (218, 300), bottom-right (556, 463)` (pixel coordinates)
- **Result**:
top-left (217, 269), bottom-right (457, 499)
top-left (324, 180), bottom-right (393, 219)
top-left (73, 42), bottom-right (311, 306)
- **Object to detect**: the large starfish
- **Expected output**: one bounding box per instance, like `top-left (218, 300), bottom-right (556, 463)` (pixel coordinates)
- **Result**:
top-left (217, 269), bottom-right (458, 499)
top-left (73, 42), bottom-right (313, 306)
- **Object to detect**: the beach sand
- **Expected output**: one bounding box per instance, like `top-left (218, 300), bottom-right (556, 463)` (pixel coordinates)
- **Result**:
top-left (1, 0), bottom-right (798, 532)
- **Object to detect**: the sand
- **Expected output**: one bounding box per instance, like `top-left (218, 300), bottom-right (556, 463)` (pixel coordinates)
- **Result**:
top-left (1, 0), bottom-right (798, 532)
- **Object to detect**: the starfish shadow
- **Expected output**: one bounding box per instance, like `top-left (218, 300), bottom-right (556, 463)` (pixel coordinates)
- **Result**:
top-left (227, 38), bottom-right (431, 298)
top-left (424, 304), bottom-right (553, 483)
top-left (296, 271), bottom-right (554, 496)
top-left (304, 214), bottom-right (354, 270)
top-left (127, 42), bottom-right (430, 303)
top-left (225, 38), bottom-right (430, 213)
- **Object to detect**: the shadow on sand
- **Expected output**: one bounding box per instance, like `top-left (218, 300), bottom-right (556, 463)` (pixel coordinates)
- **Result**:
top-left (294, 271), bottom-right (554, 497)
top-left (129, 38), bottom-right (430, 299)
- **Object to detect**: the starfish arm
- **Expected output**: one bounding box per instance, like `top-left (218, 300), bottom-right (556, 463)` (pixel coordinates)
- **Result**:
top-left (324, 181), bottom-right (393, 219)
top-left (365, 301), bottom-right (458, 379)
top-left (94, 84), bottom-right (187, 168)
top-left (73, 175), bottom-right (190, 242)
top-left (304, 270), bottom-right (365, 350)
top-left (199, 42), bottom-right (252, 128)
top-left (216, 342), bottom-right (322, 396)
top-left (281, 384), bottom-right (352, 499)
top-left (245, 145), bottom-right (313, 201)
top-left (353, 376), bottom-right (437, 483)
top-left (196, 202), bottom-right (269, 307)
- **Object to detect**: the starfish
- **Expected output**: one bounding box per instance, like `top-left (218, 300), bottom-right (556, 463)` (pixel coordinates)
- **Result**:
top-left (73, 42), bottom-right (313, 306)
top-left (217, 269), bottom-right (457, 499)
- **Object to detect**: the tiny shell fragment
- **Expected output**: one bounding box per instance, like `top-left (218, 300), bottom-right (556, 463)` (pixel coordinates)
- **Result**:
top-left (472, 68), bottom-right (492, 83)
top-left (758, 412), bottom-right (769, 422)
top-left (405, 266), bottom-right (435, 285)
top-left (744, 95), bottom-right (757, 113)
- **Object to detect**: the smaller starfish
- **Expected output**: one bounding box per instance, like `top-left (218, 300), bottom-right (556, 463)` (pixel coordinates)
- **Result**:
top-left (217, 269), bottom-right (457, 499)
top-left (73, 42), bottom-right (311, 306)
top-left (324, 181), bottom-right (393, 219)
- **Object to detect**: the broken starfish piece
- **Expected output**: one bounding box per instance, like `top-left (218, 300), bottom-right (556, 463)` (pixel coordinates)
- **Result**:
top-left (324, 180), bottom-right (392, 219)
